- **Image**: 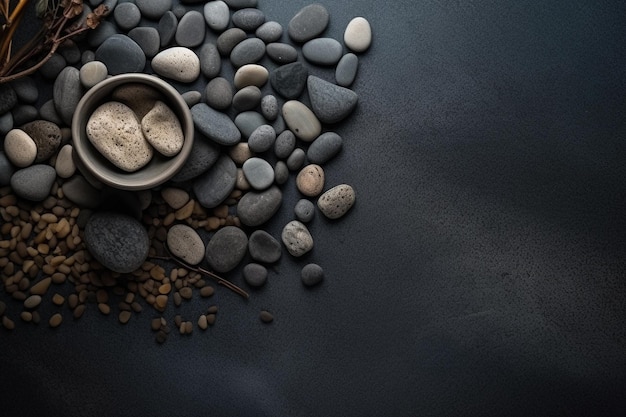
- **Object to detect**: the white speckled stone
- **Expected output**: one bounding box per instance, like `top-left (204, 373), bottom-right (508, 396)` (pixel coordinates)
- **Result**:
top-left (317, 183), bottom-right (356, 219)
top-left (151, 47), bottom-right (200, 83)
top-left (141, 100), bottom-right (184, 156)
top-left (3, 129), bottom-right (37, 167)
top-left (281, 220), bottom-right (313, 257)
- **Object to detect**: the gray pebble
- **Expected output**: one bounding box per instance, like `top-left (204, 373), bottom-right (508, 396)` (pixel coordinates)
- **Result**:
top-left (204, 1), bottom-right (230, 32)
top-left (271, 113), bottom-right (286, 135)
top-left (172, 4), bottom-right (186, 19)
top-left (242, 157), bottom-right (274, 190)
top-left (223, 0), bottom-right (257, 8)
top-left (198, 42), bottom-right (221, 79)
top-left (248, 230), bottom-right (281, 263)
top-left (237, 185), bottom-right (282, 227)
top-left (273, 130), bottom-right (295, 159)
top-left (247, 124), bottom-right (275, 153)
top-left (79, 60), bottom-right (108, 88)
top-left (191, 103), bottom-right (240, 146)
top-left (114, 2), bottom-right (141, 30)
top-left (158, 11), bottom-right (178, 47)
top-left (0, 84), bottom-right (17, 114)
top-left (176, 10), bottom-right (205, 48)
top-left (10, 77), bottom-right (38, 104)
top-left (204, 77), bottom-right (232, 110)
top-left (128, 26), bottom-right (160, 58)
top-left (10, 164), bottom-right (56, 201)
top-left (61, 175), bottom-right (103, 209)
top-left (281, 220), bottom-right (313, 257)
top-left (95, 34), bottom-right (146, 75)
top-left (81, 50), bottom-right (96, 65)
top-left (193, 154), bottom-right (237, 208)
top-left (232, 86), bottom-right (262, 112)
top-left (84, 211), bottom-right (150, 273)
top-left (260, 94), bottom-right (278, 121)
top-left (286, 147), bottom-right (306, 171)
top-left (58, 40), bottom-right (82, 65)
top-left (307, 132), bottom-right (343, 164)
top-left (243, 263), bottom-right (268, 287)
top-left (39, 99), bottom-right (63, 125)
top-left (233, 111), bottom-right (265, 139)
top-left (301, 263), bottom-right (324, 286)
top-left (270, 61), bottom-right (308, 99)
top-left (136, 0), bottom-right (172, 20)
top-left (11, 105), bottom-right (38, 126)
top-left (317, 184), bottom-right (356, 219)
top-left (0, 152), bottom-right (13, 186)
top-left (182, 91), bottom-right (202, 107)
top-left (230, 37), bottom-right (266, 68)
top-left (336, 53), bottom-right (359, 87)
top-left (38, 53), bottom-right (66, 79)
top-left (273, 160), bottom-right (289, 185)
top-left (87, 21), bottom-right (118, 48)
top-left (266, 42), bottom-right (298, 65)
top-left (307, 75), bottom-right (358, 124)
top-left (0, 112), bottom-right (12, 136)
top-left (21, 120), bottom-right (62, 163)
top-left (232, 8), bottom-right (265, 32)
top-left (53, 66), bottom-right (82, 126)
top-left (302, 38), bottom-right (343, 66)
top-left (255, 21), bottom-right (283, 43)
top-left (171, 135), bottom-right (220, 182)
top-left (216, 28), bottom-right (247, 56)
top-left (294, 198), bottom-right (315, 223)
top-left (288, 3), bottom-right (329, 43)
top-left (205, 226), bottom-right (248, 273)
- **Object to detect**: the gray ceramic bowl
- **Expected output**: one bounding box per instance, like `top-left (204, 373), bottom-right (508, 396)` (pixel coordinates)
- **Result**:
top-left (71, 74), bottom-right (194, 190)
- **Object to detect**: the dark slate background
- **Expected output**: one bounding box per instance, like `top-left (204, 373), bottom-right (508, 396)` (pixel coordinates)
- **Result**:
top-left (1, 1), bottom-right (625, 416)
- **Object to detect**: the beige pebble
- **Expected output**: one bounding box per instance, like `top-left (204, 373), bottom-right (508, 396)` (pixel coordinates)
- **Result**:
top-left (175, 199), bottom-right (195, 220)
top-left (2, 315), bottom-right (15, 330)
top-left (112, 83), bottom-right (164, 119)
top-left (73, 304), bottom-right (86, 319)
top-left (206, 313), bottom-right (216, 325)
top-left (79, 60), bottom-right (108, 88)
top-left (296, 164), bottom-right (325, 197)
top-left (52, 293), bottom-right (65, 306)
top-left (233, 64), bottom-right (269, 89)
top-left (23, 294), bottom-right (42, 309)
top-left (20, 311), bottom-right (33, 322)
top-left (229, 142), bottom-right (253, 165)
top-left (158, 282), bottom-right (172, 294)
top-left (282, 100), bottom-right (321, 142)
top-left (4, 129), bottom-right (37, 167)
top-left (166, 224), bottom-right (205, 265)
top-left (161, 187), bottom-right (189, 210)
top-left (55, 144), bottom-right (76, 178)
top-left (98, 303), bottom-right (110, 315)
top-left (155, 294), bottom-right (168, 309)
top-left (259, 310), bottom-right (274, 323)
top-left (317, 183), bottom-right (356, 219)
top-left (344, 17), bottom-right (372, 53)
top-left (141, 100), bottom-right (184, 157)
top-left (198, 314), bottom-right (208, 330)
top-left (199, 286), bottom-right (214, 297)
top-left (179, 286), bottom-right (193, 300)
top-left (118, 310), bottom-right (132, 324)
top-left (152, 47), bottom-right (201, 83)
top-left (49, 313), bottom-right (63, 327)
top-left (29, 277), bottom-right (52, 296)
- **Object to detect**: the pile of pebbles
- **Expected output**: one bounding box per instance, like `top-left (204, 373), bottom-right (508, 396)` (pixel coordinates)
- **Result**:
top-left (0, 0), bottom-right (370, 342)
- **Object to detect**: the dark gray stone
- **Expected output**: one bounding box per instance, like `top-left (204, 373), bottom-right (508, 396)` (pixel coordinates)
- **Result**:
top-left (204, 1), bottom-right (230, 32)
top-left (114, 2), bottom-right (141, 30)
top-left (237, 185), bottom-right (282, 227)
top-left (0, 112), bottom-right (12, 136)
top-left (242, 157), bottom-right (274, 190)
top-left (11, 105), bottom-right (38, 126)
top-left (248, 230), bottom-right (281, 263)
top-left (95, 34), bottom-right (146, 75)
top-left (84, 211), bottom-right (150, 274)
top-left (199, 43), bottom-right (221, 79)
top-left (81, 50), bottom-right (96, 65)
top-left (128, 27), bottom-right (160, 58)
top-left (217, 28), bottom-right (247, 56)
top-left (233, 111), bottom-right (265, 139)
top-left (171, 134), bottom-right (220, 182)
top-left (61, 175), bottom-right (103, 209)
top-left (273, 160), bottom-right (289, 185)
top-left (136, 0), bottom-right (172, 20)
top-left (232, 8), bottom-right (265, 32)
top-left (21, 120), bottom-right (62, 163)
top-left (205, 226), bottom-right (248, 273)
top-left (53, 66), bottom-right (82, 126)
top-left (307, 75), bottom-right (358, 124)
top-left (243, 263), bottom-right (268, 287)
top-left (205, 77), bottom-right (233, 110)
top-left (336, 53), bottom-right (359, 87)
top-left (10, 164), bottom-right (56, 201)
top-left (87, 21), bottom-right (118, 48)
top-left (223, 0), bottom-right (257, 8)
top-left (0, 84), bottom-right (17, 114)
top-left (247, 124), bottom-right (276, 153)
top-left (232, 86), bottom-right (262, 112)
top-left (266, 42), bottom-right (298, 65)
top-left (301, 263), bottom-right (324, 286)
top-left (230, 37), bottom-right (266, 68)
top-left (294, 198), bottom-right (315, 223)
top-left (191, 103), bottom-right (241, 146)
top-left (274, 130), bottom-right (296, 159)
top-left (307, 131), bottom-right (343, 164)
top-left (288, 3), bottom-right (329, 43)
top-left (176, 10), bottom-right (206, 47)
top-left (158, 11), bottom-right (178, 47)
top-left (39, 53), bottom-right (66, 80)
top-left (260, 94), bottom-right (278, 121)
top-left (302, 38), bottom-right (343, 66)
top-left (270, 62), bottom-right (308, 99)
top-left (193, 155), bottom-right (237, 208)
top-left (286, 147), bottom-right (306, 171)
top-left (39, 100), bottom-right (63, 125)
top-left (0, 152), bottom-right (14, 186)
top-left (255, 21), bottom-right (283, 43)
top-left (10, 77), bottom-right (38, 104)
top-left (58, 40), bottom-right (81, 65)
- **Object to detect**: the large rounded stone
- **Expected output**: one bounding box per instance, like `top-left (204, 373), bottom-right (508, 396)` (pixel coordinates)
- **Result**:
top-left (288, 3), bottom-right (329, 43)
top-left (10, 164), bottom-right (56, 201)
top-left (53, 66), bottom-right (82, 126)
top-left (152, 47), bottom-right (200, 83)
top-left (236, 185), bottom-right (282, 226)
top-left (94, 34), bottom-right (146, 76)
top-left (205, 226), bottom-right (248, 273)
top-left (193, 155), bottom-right (237, 208)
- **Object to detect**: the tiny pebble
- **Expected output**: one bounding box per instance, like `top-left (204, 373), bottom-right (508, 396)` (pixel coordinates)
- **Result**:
top-left (259, 310), bottom-right (273, 323)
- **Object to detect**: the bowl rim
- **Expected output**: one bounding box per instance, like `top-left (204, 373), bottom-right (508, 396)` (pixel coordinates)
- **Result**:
top-left (71, 73), bottom-right (194, 190)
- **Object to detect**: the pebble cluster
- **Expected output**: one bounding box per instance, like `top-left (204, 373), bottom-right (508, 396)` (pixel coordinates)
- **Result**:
top-left (0, 0), bottom-right (371, 342)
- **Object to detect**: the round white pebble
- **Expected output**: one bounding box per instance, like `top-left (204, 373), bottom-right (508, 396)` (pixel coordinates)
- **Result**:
top-left (4, 129), bottom-right (37, 167)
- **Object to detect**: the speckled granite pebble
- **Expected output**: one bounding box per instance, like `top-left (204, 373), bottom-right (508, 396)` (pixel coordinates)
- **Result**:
top-left (317, 184), bottom-right (356, 219)
top-left (21, 120), bottom-right (62, 163)
top-left (281, 220), bottom-right (313, 257)
top-left (260, 94), bottom-right (278, 121)
top-left (152, 47), bottom-right (200, 82)
top-left (141, 101), bottom-right (184, 156)
top-left (167, 224), bottom-right (205, 265)
top-left (296, 164), bottom-right (325, 197)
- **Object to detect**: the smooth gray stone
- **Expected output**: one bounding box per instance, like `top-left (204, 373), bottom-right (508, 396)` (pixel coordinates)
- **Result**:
top-left (205, 226), bottom-right (248, 273)
top-left (176, 10), bottom-right (205, 47)
top-left (114, 2), bottom-right (141, 30)
top-left (191, 103), bottom-right (240, 146)
top-left (216, 28), bottom-right (247, 56)
top-left (307, 75), bottom-right (358, 124)
top-left (255, 21), bottom-right (283, 43)
top-left (182, 91), bottom-right (202, 107)
top-left (274, 129), bottom-right (296, 159)
top-left (230, 37), bottom-right (266, 68)
top-left (79, 60), bottom-right (108, 88)
top-left (336, 52), bottom-right (359, 87)
top-left (58, 40), bottom-right (81, 64)
top-left (232, 8), bottom-right (265, 32)
top-left (266, 42), bottom-right (298, 65)
top-left (61, 175), bottom-right (103, 209)
top-left (242, 157), bottom-right (274, 190)
top-left (39, 99), bottom-right (63, 125)
top-left (158, 11), bottom-right (178, 47)
top-left (95, 34), bottom-right (146, 75)
top-left (11, 105), bottom-right (38, 126)
top-left (0, 152), bottom-right (14, 186)
top-left (204, 1), bottom-right (230, 32)
top-left (171, 134), bottom-right (220, 182)
top-left (294, 198), bottom-right (315, 223)
top-left (301, 263), bottom-right (324, 286)
top-left (199, 43), bottom-right (221, 79)
top-left (288, 3), bottom-right (329, 43)
top-left (128, 27), bottom-right (160, 58)
top-left (0, 84), bottom-right (17, 114)
top-left (307, 131), bottom-right (343, 164)
top-left (81, 50), bottom-right (96, 65)
top-left (260, 94), bottom-right (278, 121)
top-left (87, 21), bottom-right (118, 48)
top-left (84, 211), bottom-right (150, 273)
top-left (243, 263), bottom-right (268, 287)
top-left (10, 77), bottom-right (38, 104)
top-left (234, 111), bottom-right (265, 138)
top-left (271, 113), bottom-right (286, 135)
top-left (270, 61), bottom-right (307, 99)
top-left (172, 4), bottom-right (186, 18)
top-left (39, 53), bottom-right (66, 80)
top-left (273, 160), bottom-right (288, 185)
top-left (248, 230), bottom-right (281, 263)
top-left (204, 77), bottom-right (233, 110)
top-left (286, 147), bottom-right (306, 171)
top-left (232, 85), bottom-right (262, 112)
top-left (53, 66), bottom-right (82, 126)
top-left (10, 164), bottom-right (56, 201)
top-left (281, 220), bottom-right (313, 257)
top-left (302, 38), bottom-right (343, 66)
top-left (0, 112), bottom-right (12, 136)
top-left (136, 0), bottom-right (172, 20)
top-left (247, 124), bottom-right (275, 153)
top-left (21, 120), bottom-right (62, 163)
top-left (193, 154), bottom-right (237, 208)
top-left (223, 0), bottom-right (257, 8)
top-left (237, 185), bottom-right (282, 227)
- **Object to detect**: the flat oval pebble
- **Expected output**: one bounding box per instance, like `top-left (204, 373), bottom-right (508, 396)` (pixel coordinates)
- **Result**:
top-left (302, 38), bottom-right (343, 66)
top-left (10, 164), bottom-right (57, 201)
top-left (205, 77), bottom-right (233, 110)
top-left (307, 131), bottom-right (343, 164)
top-left (114, 2), bottom-right (141, 30)
top-left (232, 86), bottom-right (262, 112)
top-left (294, 198), bottom-right (315, 222)
top-left (286, 147), bottom-right (306, 171)
top-left (270, 62), bottom-right (308, 99)
top-left (266, 42), bottom-right (298, 65)
top-left (204, 1), bottom-right (230, 32)
top-left (55, 144), bottom-right (76, 178)
top-left (282, 100), bottom-right (321, 141)
top-left (79, 60), bottom-right (108, 88)
top-left (182, 91), bottom-right (202, 107)
top-left (255, 21), bottom-right (283, 43)
top-left (234, 64), bottom-right (269, 89)
top-left (259, 310), bottom-right (273, 323)
top-left (281, 220), bottom-right (313, 257)
top-left (136, 0), bottom-right (172, 20)
top-left (141, 101), bottom-right (184, 156)
top-left (176, 11), bottom-right (206, 48)
top-left (167, 224), bottom-right (205, 265)
top-left (260, 95), bottom-right (278, 121)
top-left (21, 120), bottom-right (62, 163)
top-left (336, 53), bottom-right (359, 87)
top-left (84, 211), bottom-right (150, 273)
top-left (217, 29), bottom-right (247, 58)
top-left (307, 75), bottom-right (358, 124)
top-left (230, 38), bottom-right (266, 68)
top-left (61, 175), bottom-right (103, 209)
top-left (296, 164), bottom-right (325, 197)
top-left (274, 130), bottom-right (296, 159)
top-left (158, 11), bottom-right (178, 47)
top-left (191, 103), bottom-right (241, 146)
top-left (344, 17), bottom-right (372, 53)
top-left (152, 47), bottom-right (200, 83)
top-left (301, 263), bottom-right (324, 286)
top-left (273, 160), bottom-right (289, 185)
top-left (317, 183), bottom-right (356, 219)
top-left (199, 43), bottom-right (221, 79)
top-left (248, 230), bottom-right (281, 263)
top-left (205, 226), bottom-right (248, 273)
top-left (53, 66), bottom-right (82, 126)
top-left (171, 137), bottom-right (220, 182)
top-left (237, 185), bottom-right (282, 226)
top-left (86, 101), bottom-right (153, 172)
top-left (94, 34), bottom-right (146, 76)
top-left (193, 154), bottom-right (237, 208)
top-left (232, 8), bottom-right (265, 32)
top-left (247, 124), bottom-right (276, 153)
top-left (3, 129), bottom-right (37, 167)
top-left (128, 27), bottom-right (161, 58)
top-left (234, 111), bottom-right (266, 138)
top-left (288, 3), bottom-right (329, 43)
top-left (243, 263), bottom-right (268, 287)
top-left (242, 157), bottom-right (274, 190)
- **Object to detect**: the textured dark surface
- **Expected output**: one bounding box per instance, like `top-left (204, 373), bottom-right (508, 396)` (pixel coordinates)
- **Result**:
top-left (2, 1), bottom-right (626, 416)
